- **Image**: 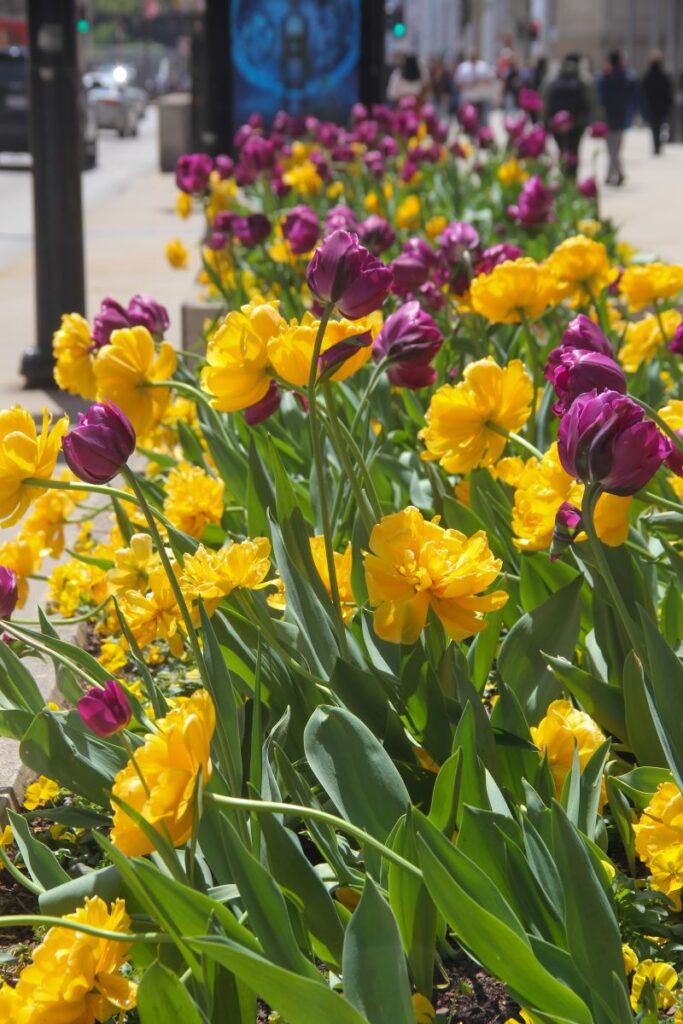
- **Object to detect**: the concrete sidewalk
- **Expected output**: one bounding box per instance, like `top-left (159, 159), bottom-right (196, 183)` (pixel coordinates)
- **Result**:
top-left (586, 125), bottom-right (683, 262)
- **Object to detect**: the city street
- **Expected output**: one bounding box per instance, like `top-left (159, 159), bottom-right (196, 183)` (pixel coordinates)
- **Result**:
top-left (0, 104), bottom-right (197, 404)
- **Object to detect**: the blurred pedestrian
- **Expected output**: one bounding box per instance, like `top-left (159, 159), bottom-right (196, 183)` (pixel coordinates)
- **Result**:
top-left (545, 54), bottom-right (593, 178)
top-left (387, 53), bottom-right (427, 104)
top-left (429, 55), bottom-right (453, 119)
top-left (641, 50), bottom-right (673, 155)
top-left (454, 49), bottom-right (496, 125)
top-left (597, 50), bottom-right (638, 185)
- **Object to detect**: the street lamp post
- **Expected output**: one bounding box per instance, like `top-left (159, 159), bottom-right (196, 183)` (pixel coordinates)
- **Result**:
top-left (21, 0), bottom-right (85, 389)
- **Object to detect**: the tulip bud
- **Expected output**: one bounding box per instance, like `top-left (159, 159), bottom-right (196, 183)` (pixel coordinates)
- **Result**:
top-left (551, 110), bottom-right (574, 133)
top-left (668, 321), bottom-right (683, 355)
top-left (244, 380), bottom-right (281, 426)
top-left (175, 152), bottom-right (213, 194)
top-left (282, 205), bottom-right (320, 255)
top-left (92, 297), bottom-right (130, 347)
top-left (77, 679), bottom-right (132, 737)
top-left (233, 213), bottom-right (271, 248)
top-left (357, 214), bottom-right (396, 255)
top-left (577, 177), bottom-right (598, 199)
top-left (62, 402), bottom-right (136, 484)
top-left (518, 88), bottom-right (544, 113)
top-left (306, 230), bottom-right (393, 320)
top-left (561, 314), bottom-right (614, 356)
top-left (0, 566), bottom-right (18, 620)
top-left (127, 294), bottom-right (170, 337)
top-left (550, 502), bottom-right (583, 560)
top-left (545, 347), bottom-right (627, 415)
top-left (558, 390), bottom-right (673, 496)
top-left (318, 329), bottom-right (372, 378)
top-left (590, 121), bottom-right (609, 139)
top-left (391, 238), bottom-right (435, 293)
top-left (373, 301), bottom-right (442, 366)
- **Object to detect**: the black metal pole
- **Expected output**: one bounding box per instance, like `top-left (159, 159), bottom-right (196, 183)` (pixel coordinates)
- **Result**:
top-left (21, 0), bottom-right (85, 389)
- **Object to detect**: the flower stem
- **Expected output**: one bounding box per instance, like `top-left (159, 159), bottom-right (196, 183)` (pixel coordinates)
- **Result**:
top-left (205, 792), bottom-right (421, 879)
top-left (486, 422), bottom-right (543, 460)
top-left (321, 382), bottom-right (377, 532)
top-left (0, 915), bottom-right (171, 944)
top-left (519, 311), bottom-right (540, 442)
top-left (581, 484), bottom-right (635, 637)
top-left (307, 304), bottom-right (349, 658)
top-left (121, 467), bottom-right (209, 686)
top-left (631, 397), bottom-right (683, 457)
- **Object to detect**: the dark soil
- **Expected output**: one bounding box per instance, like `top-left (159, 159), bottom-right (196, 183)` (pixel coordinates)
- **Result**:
top-left (0, 870), bottom-right (39, 984)
top-left (255, 955), bottom-right (518, 1023)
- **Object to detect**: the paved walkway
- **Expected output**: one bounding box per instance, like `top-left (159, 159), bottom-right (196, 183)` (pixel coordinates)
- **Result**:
top-left (594, 125), bottom-right (683, 261)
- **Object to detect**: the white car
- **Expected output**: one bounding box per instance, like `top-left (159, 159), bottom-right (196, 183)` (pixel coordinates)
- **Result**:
top-left (84, 63), bottom-right (146, 137)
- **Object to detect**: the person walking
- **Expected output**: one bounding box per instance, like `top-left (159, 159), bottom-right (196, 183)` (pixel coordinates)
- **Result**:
top-left (641, 50), bottom-right (673, 154)
top-left (545, 54), bottom-right (593, 177)
top-left (454, 49), bottom-right (496, 125)
top-left (597, 50), bottom-right (638, 185)
top-left (387, 53), bottom-right (427, 105)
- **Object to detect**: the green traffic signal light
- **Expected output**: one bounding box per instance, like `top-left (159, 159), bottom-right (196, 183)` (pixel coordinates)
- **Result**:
top-left (77, 18), bottom-right (90, 33)
top-left (393, 21), bottom-right (406, 37)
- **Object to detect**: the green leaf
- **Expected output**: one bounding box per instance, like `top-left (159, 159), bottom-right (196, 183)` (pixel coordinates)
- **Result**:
top-left (198, 603), bottom-right (243, 795)
top-left (388, 813), bottom-right (437, 997)
top-left (0, 632), bottom-right (46, 712)
top-left (20, 710), bottom-right (126, 804)
top-left (467, 601), bottom-right (507, 691)
top-left (304, 706), bottom-right (410, 844)
top-left (428, 751), bottom-right (462, 836)
top-left (259, 813), bottom-right (345, 967)
top-left (138, 961), bottom-right (206, 1024)
top-left (415, 814), bottom-right (592, 1024)
top-left (498, 576), bottom-right (582, 721)
top-left (219, 814), bottom-right (320, 979)
top-left (636, 606), bottom-right (683, 789)
top-left (609, 766), bottom-right (672, 807)
top-left (269, 515), bottom-right (339, 676)
top-left (38, 865), bottom-right (121, 917)
top-left (343, 876), bottom-right (415, 1024)
top-left (6, 809), bottom-right (70, 891)
top-left (189, 936), bottom-right (368, 1024)
top-left (550, 803), bottom-right (630, 1024)
top-left (622, 650), bottom-right (667, 767)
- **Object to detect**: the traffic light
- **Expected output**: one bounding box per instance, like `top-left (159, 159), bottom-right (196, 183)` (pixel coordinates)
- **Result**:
top-left (77, 2), bottom-right (90, 33)
top-left (387, 3), bottom-right (406, 38)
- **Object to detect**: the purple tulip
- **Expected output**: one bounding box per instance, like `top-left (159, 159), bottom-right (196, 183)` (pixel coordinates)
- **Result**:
top-left (590, 121), bottom-right (609, 139)
top-left (439, 221), bottom-right (480, 263)
top-left (62, 402), bottom-right (136, 485)
top-left (325, 205), bottom-right (357, 233)
top-left (306, 230), bottom-right (393, 320)
top-left (127, 294), bottom-right (170, 337)
top-left (668, 321), bottom-right (683, 355)
top-left (175, 152), bottom-right (213, 194)
top-left (477, 126), bottom-right (495, 148)
top-left (577, 176), bottom-right (598, 199)
top-left (561, 314), bottom-right (614, 356)
top-left (387, 362), bottom-right (437, 389)
top-left (509, 175), bottom-right (554, 228)
top-left (417, 280), bottom-right (446, 312)
top-left (550, 502), bottom-right (583, 560)
top-left (458, 103), bottom-right (479, 134)
top-left (318, 329), bottom-right (372, 376)
top-left (282, 205), bottom-right (320, 255)
top-left (78, 679), bottom-right (131, 737)
top-left (92, 297), bottom-right (130, 347)
top-left (380, 136), bottom-right (399, 158)
top-left (515, 124), bottom-right (547, 158)
top-left (391, 238), bottom-right (435, 293)
top-left (665, 430), bottom-right (683, 477)
top-left (518, 88), bottom-right (544, 113)
top-left (351, 101), bottom-right (369, 124)
top-left (0, 567), bottom-right (18, 620)
top-left (475, 243), bottom-right (524, 276)
top-left (239, 135), bottom-right (276, 175)
top-left (357, 214), bottom-right (396, 255)
top-left (504, 112), bottom-right (528, 138)
top-left (245, 381), bottom-right (281, 426)
top-left (558, 390), bottom-right (673, 496)
top-left (215, 154), bottom-right (235, 179)
top-left (551, 110), bottom-right (574, 133)
top-left (545, 347), bottom-right (627, 415)
top-left (373, 301), bottom-right (442, 366)
top-left (233, 213), bottom-right (271, 248)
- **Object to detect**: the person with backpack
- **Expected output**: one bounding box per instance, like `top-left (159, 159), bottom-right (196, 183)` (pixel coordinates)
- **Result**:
top-left (545, 53), bottom-right (594, 178)
top-left (641, 50), bottom-right (673, 155)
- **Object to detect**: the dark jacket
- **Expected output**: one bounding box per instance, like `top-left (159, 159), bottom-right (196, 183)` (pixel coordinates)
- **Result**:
top-left (641, 63), bottom-right (673, 119)
top-left (597, 67), bottom-right (638, 130)
top-left (546, 70), bottom-right (592, 130)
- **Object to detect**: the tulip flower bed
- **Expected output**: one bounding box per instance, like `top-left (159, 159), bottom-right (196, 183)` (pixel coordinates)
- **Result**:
top-left (2, 96), bottom-right (683, 1023)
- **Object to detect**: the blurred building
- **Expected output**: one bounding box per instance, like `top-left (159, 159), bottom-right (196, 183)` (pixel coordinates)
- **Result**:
top-left (398, 0), bottom-right (683, 75)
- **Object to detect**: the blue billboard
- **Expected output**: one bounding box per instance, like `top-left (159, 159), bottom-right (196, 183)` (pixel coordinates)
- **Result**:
top-left (230, 0), bottom-right (361, 125)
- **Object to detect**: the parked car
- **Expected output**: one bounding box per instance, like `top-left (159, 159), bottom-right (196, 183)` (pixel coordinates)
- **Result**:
top-left (0, 45), bottom-right (98, 168)
top-left (83, 63), bottom-right (147, 137)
